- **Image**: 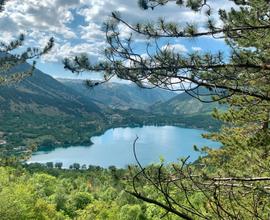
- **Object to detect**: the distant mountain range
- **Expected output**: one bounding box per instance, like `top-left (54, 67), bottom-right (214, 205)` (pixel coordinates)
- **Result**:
top-left (57, 78), bottom-right (177, 110)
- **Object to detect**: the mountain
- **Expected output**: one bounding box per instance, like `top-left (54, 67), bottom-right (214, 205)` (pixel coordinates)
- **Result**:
top-left (0, 64), bottom-right (102, 117)
top-left (149, 90), bottom-right (224, 130)
top-left (151, 91), bottom-right (221, 116)
top-left (0, 63), bottom-right (106, 153)
top-left (56, 79), bottom-right (223, 130)
top-left (57, 78), bottom-right (177, 110)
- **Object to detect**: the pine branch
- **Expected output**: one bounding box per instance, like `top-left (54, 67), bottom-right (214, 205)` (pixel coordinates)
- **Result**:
top-left (125, 190), bottom-right (194, 220)
top-left (112, 13), bottom-right (270, 39)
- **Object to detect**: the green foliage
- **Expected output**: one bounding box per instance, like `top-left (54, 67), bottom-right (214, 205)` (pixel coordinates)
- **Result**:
top-left (200, 0), bottom-right (270, 177)
top-left (138, 0), bottom-right (148, 10)
top-left (0, 167), bottom-right (66, 220)
top-left (2, 0), bottom-right (270, 218)
top-left (119, 204), bottom-right (145, 220)
top-left (0, 37), bottom-right (54, 86)
top-left (0, 0), bottom-right (6, 12)
top-left (0, 165), bottom-right (152, 220)
top-left (128, 1), bottom-right (270, 217)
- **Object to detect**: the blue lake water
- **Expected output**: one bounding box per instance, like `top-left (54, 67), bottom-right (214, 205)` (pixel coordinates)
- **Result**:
top-left (28, 126), bottom-right (219, 168)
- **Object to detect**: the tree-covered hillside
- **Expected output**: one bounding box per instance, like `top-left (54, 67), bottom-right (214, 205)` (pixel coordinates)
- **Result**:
top-left (0, 62), bottom-right (108, 161)
top-left (151, 90), bottom-right (223, 116)
top-left (0, 64), bottom-right (101, 116)
top-left (0, 165), bottom-right (146, 220)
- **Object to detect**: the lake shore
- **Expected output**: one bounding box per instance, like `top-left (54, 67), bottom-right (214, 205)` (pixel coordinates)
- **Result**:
top-left (28, 126), bottom-right (220, 168)
top-left (36, 118), bottom-right (218, 152)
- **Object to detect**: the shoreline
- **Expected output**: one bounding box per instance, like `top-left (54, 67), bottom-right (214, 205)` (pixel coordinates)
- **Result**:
top-left (35, 121), bottom-right (216, 152)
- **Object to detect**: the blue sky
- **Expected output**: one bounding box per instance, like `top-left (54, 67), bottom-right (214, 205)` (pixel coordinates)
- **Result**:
top-left (0, 0), bottom-right (233, 80)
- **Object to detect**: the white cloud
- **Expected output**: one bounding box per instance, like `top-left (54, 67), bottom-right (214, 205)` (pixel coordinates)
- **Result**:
top-left (161, 44), bottom-right (188, 53)
top-left (192, 47), bottom-right (202, 51)
top-left (1, 0), bottom-right (79, 39)
top-left (0, 0), bottom-right (234, 62)
top-left (41, 41), bottom-right (105, 63)
top-left (79, 23), bottom-right (104, 42)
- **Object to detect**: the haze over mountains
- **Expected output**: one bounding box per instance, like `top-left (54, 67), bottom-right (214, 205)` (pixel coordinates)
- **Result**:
top-left (57, 78), bottom-right (177, 110)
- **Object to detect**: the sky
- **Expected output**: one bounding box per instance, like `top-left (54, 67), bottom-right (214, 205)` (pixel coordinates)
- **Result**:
top-left (0, 0), bottom-right (234, 80)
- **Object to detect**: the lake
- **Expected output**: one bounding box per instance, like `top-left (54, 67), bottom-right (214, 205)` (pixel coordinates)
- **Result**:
top-left (28, 126), bottom-right (219, 168)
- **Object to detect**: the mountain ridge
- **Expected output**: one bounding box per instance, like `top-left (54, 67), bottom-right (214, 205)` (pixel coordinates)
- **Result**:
top-left (0, 65), bottom-right (102, 117)
top-left (150, 89), bottom-right (223, 116)
top-left (57, 78), bottom-right (177, 110)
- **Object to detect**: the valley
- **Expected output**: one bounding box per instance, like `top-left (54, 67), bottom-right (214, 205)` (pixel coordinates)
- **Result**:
top-left (0, 64), bottom-right (221, 161)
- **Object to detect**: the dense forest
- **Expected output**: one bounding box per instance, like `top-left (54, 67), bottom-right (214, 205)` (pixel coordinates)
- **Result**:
top-left (0, 164), bottom-right (148, 220)
top-left (1, 0), bottom-right (270, 219)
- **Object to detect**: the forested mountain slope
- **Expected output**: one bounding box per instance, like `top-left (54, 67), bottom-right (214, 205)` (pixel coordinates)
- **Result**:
top-left (151, 90), bottom-right (223, 116)
top-left (0, 64), bottom-right (106, 154)
top-left (0, 64), bottom-right (101, 116)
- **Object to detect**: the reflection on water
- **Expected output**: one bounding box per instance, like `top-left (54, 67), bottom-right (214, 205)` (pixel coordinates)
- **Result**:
top-left (28, 126), bottom-right (219, 168)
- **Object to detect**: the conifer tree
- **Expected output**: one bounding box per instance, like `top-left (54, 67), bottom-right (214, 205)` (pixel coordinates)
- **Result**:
top-left (65, 0), bottom-right (270, 218)
top-left (65, 0), bottom-right (270, 102)
top-left (0, 0), bottom-right (54, 85)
